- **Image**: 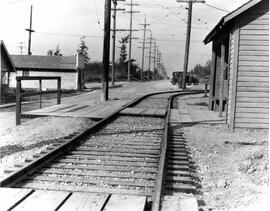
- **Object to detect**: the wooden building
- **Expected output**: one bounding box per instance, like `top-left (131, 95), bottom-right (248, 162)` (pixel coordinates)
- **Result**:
top-left (10, 54), bottom-right (85, 90)
top-left (0, 40), bottom-right (16, 104)
top-left (203, 0), bottom-right (269, 129)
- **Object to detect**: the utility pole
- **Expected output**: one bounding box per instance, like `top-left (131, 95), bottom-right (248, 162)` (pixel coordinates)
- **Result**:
top-left (139, 18), bottom-right (150, 80)
top-left (156, 50), bottom-right (160, 74)
top-left (25, 5), bottom-right (34, 55)
top-left (111, 0), bottom-right (125, 86)
top-left (147, 33), bottom-right (153, 80)
top-left (17, 42), bottom-right (25, 55)
top-left (153, 42), bottom-right (157, 79)
top-left (102, 0), bottom-right (112, 101)
top-left (177, 0), bottom-right (205, 89)
top-left (126, 0), bottom-right (139, 82)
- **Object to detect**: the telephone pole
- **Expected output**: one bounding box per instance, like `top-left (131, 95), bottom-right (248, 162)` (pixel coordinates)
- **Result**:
top-left (102, 0), bottom-right (112, 101)
top-left (25, 5), bottom-right (34, 55)
top-left (153, 42), bottom-right (157, 77)
top-left (126, 0), bottom-right (139, 82)
top-left (147, 33), bottom-right (153, 79)
top-left (139, 18), bottom-right (150, 80)
top-left (111, 0), bottom-right (125, 86)
top-left (176, 0), bottom-right (205, 89)
top-left (17, 42), bottom-right (26, 55)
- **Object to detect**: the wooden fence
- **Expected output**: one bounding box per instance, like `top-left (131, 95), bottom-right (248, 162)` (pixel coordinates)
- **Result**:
top-left (16, 76), bottom-right (61, 125)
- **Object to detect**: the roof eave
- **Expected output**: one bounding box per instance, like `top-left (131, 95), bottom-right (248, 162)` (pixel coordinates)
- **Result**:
top-left (1, 40), bottom-right (16, 72)
top-left (203, 0), bottom-right (263, 45)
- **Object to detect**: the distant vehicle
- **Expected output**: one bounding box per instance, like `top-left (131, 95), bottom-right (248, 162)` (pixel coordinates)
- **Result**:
top-left (171, 72), bottom-right (182, 85)
top-left (170, 71), bottom-right (199, 85)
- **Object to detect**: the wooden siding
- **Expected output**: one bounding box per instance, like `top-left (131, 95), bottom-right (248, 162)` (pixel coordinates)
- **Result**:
top-left (10, 71), bottom-right (78, 90)
top-left (234, 0), bottom-right (269, 129)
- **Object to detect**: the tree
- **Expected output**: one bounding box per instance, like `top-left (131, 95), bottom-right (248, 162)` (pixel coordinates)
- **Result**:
top-left (47, 45), bottom-right (62, 56)
top-left (47, 50), bottom-right (53, 56)
top-left (119, 35), bottom-right (129, 64)
top-left (54, 44), bottom-right (62, 56)
top-left (77, 36), bottom-right (90, 64)
top-left (190, 59), bottom-right (211, 79)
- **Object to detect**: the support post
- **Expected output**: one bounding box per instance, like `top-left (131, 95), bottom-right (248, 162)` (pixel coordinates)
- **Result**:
top-left (148, 33), bottom-right (152, 79)
top-left (127, 0), bottom-right (133, 82)
top-left (111, 1), bottom-right (117, 86)
top-left (219, 42), bottom-right (226, 117)
top-left (102, 0), bottom-right (111, 101)
top-left (57, 78), bottom-right (61, 105)
top-left (141, 18), bottom-right (147, 80)
top-left (209, 43), bottom-right (216, 110)
top-left (39, 79), bottom-right (42, 109)
top-left (26, 5), bottom-right (34, 55)
top-left (16, 79), bottom-right (22, 125)
top-left (181, 1), bottom-right (192, 89)
top-left (153, 42), bottom-right (157, 79)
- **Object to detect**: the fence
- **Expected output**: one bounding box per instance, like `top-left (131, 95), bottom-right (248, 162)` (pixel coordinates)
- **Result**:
top-left (16, 76), bottom-right (61, 125)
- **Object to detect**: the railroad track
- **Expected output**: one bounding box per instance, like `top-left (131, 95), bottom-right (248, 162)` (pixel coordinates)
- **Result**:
top-left (0, 90), bottom-right (202, 211)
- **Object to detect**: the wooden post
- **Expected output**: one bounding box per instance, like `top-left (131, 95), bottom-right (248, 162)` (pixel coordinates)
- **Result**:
top-left (219, 42), bottom-right (226, 117)
top-left (39, 79), bottom-right (42, 109)
top-left (229, 26), bottom-right (240, 129)
top-left (180, 1), bottom-right (192, 89)
top-left (209, 44), bottom-right (216, 110)
top-left (141, 18), bottom-right (147, 80)
top-left (111, 1), bottom-right (117, 86)
top-left (148, 33), bottom-right (152, 79)
top-left (127, 0), bottom-right (133, 82)
top-left (102, 0), bottom-right (111, 101)
top-left (0, 46), bottom-right (2, 105)
top-left (16, 79), bottom-right (22, 125)
top-left (204, 83), bottom-right (208, 97)
top-left (57, 78), bottom-right (61, 105)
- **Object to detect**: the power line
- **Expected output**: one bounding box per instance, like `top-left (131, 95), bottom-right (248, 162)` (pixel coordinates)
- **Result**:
top-left (0, 0), bottom-right (24, 7)
top-left (204, 3), bottom-right (230, 13)
top-left (92, 0), bottom-right (103, 32)
top-left (35, 31), bottom-right (103, 38)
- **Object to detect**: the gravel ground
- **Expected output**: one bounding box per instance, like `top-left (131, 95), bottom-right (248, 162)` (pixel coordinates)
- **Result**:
top-left (0, 116), bottom-right (96, 178)
top-left (180, 94), bottom-right (269, 211)
top-left (0, 81), bottom-right (176, 178)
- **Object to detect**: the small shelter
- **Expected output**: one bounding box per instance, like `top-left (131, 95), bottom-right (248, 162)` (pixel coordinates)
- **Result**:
top-left (203, 0), bottom-right (269, 129)
top-left (10, 54), bottom-right (85, 90)
top-left (0, 40), bottom-right (16, 104)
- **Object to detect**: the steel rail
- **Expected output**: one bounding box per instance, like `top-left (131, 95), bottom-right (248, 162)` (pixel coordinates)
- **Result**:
top-left (0, 90), bottom-right (185, 187)
top-left (151, 90), bottom-right (204, 211)
top-left (0, 89), bottom-right (204, 203)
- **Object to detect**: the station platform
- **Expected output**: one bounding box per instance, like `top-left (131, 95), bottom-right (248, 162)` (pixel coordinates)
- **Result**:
top-left (0, 187), bottom-right (147, 211)
top-left (169, 94), bottom-right (225, 125)
top-left (22, 99), bottom-right (131, 120)
top-left (22, 99), bottom-right (168, 120)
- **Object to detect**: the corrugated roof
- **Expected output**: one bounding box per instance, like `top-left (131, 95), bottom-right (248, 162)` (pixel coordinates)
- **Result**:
top-left (11, 55), bottom-right (77, 70)
top-left (203, 0), bottom-right (263, 44)
top-left (1, 40), bottom-right (16, 72)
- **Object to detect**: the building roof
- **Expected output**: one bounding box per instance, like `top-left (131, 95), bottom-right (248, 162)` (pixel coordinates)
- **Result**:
top-left (11, 55), bottom-right (78, 71)
top-left (0, 40), bottom-right (16, 72)
top-left (203, 0), bottom-right (262, 44)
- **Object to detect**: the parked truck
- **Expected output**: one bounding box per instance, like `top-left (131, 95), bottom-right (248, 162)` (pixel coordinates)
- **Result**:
top-left (170, 71), bottom-right (199, 86)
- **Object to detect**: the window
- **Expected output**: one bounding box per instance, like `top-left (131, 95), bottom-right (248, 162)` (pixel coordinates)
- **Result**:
top-left (22, 70), bottom-right (29, 76)
top-left (1, 71), bottom-right (8, 84)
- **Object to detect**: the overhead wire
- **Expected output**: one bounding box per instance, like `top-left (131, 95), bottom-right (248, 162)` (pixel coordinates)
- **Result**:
top-left (204, 3), bottom-right (230, 13)
top-left (92, 0), bottom-right (103, 32)
top-left (0, 0), bottom-right (24, 7)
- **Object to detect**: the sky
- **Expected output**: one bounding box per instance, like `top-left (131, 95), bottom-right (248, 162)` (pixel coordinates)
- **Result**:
top-left (0, 0), bottom-right (249, 76)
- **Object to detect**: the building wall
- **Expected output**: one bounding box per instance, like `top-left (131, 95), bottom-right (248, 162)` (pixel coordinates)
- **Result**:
top-left (234, 0), bottom-right (269, 128)
top-left (10, 71), bottom-right (78, 90)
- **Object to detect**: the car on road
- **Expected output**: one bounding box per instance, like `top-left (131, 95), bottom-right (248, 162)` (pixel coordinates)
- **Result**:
top-left (171, 71), bottom-right (199, 86)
